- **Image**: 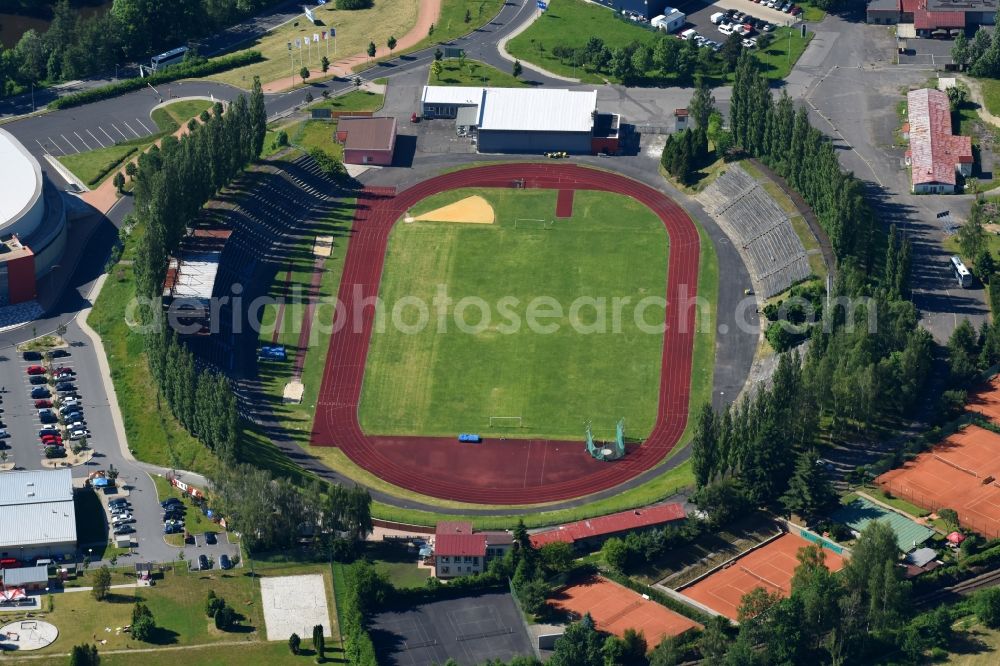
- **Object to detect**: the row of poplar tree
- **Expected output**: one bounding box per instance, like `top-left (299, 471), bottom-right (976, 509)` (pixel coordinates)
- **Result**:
top-left (129, 79), bottom-right (267, 460)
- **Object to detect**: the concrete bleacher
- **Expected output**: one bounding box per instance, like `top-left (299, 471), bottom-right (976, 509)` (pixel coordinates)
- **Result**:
top-left (697, 165), bottom-right (811, 297)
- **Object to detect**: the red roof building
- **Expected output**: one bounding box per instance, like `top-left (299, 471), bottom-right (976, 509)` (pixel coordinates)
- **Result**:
top-left (906, 88), bottom-right (972, 194)
top-left (530, 503), bottom-right (686, 548)
top-left (433, 522), bottom-right (513, 579)
top-left (336, 116), bottom-right (397, 166)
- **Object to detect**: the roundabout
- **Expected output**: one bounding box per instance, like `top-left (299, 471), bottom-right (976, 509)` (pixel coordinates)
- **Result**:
top-left (310, 163), bottom-right (703, 504)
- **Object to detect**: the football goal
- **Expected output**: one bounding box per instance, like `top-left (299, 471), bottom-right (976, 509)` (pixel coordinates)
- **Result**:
top-left (489, 416), bottom-right (523, 429)
top-left (513, 218), bottom-right (554, 230)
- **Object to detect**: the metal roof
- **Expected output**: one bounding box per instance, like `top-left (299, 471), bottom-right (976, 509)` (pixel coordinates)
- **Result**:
top-left (907, 88), bottom-right (972, 187)
top-left (163, 253), bottom-right (221, 301)
top-left (421, 86), bottom-right (484, 107)
top-left (0, 469), bottom-right (72, 506)
top-left (478, 88), bottom-right (597, 133)
top-left (0, 501), bottom-right (77, 549)
top-left (435, 533), bottom-right (487, 557)
top-left (0, 128), bottom-right (43, 234)
top-left (1, 564), bottom-right (49, 586)
top-left (531, 503), bottom-right (686, 547)
top-left (338, 116), bottom-right (397, 151)
top-left (830, 496), bottom-right (934, 553)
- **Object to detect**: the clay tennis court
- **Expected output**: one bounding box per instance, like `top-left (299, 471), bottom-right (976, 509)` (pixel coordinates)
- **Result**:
top-left (549, 576), bottom-right (701, 646)
top-left (679, 533), bottom-right (845, 621)
top-left (877, 424), bottom-right (1000, 538)
top-left (967, 375), bottom-right (1000, 424)
top-left (309, 164), bottom-right (701, 504)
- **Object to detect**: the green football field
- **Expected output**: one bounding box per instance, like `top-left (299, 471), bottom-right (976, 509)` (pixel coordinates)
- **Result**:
top-left (357, 187), bottom-right (669, 441)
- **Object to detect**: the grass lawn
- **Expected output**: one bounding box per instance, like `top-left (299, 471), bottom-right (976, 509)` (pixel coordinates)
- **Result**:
top-left (755, 27), bottom-right (814, 81)
top-left (157, 99), bottom-right (214, 127)
top-left (289, 119), bottom-right (343, 161)
top-left (795, 1), bottom-right (827, 21)
top-left (357, 187), bottom-right (668, 440)
top-left (862, 486), bottom-right (931, 518)
top-left (979, 77), bottom-right (1000, 117)
top-left (310, 88), bottom-right (385, 113)
top-left (945, 619), bottom-right (1000, 664)
top-left (954, 100), bottom-right (1000, 192)
top-left (365, 542), bottom-right (430, 589)
top-left (430, 58), bottom-right (528, 87)
top-left (205, 1), bottom-right (419, 88)
top-left (57, 144), bottom-right (137, 187)
top-left (507, 0), bottom-right (656, 84)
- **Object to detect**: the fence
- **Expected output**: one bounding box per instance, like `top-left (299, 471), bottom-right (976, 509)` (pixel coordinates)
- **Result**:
top-left (508, 577), bottom-right (542, 659)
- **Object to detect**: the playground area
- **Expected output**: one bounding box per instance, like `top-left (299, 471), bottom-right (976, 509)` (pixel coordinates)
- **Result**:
top-left (310, 164), bottom-right (702, 504)
top-left (0, 620), bottom-right (58, 651)
top-left (370, 592), bottom-right (533, 666)
top-left (877, 424), bottom-right (1000, 538)
top-left (548, 576), bottom-right (701, 646)
top-left (678, 532), bottom-right (846, 620)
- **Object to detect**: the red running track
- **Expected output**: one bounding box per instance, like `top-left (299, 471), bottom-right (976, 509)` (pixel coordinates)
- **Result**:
top-left (310, 164), bottom-right (700, 504)
top-left (556, 188), bottom-right (575, 218)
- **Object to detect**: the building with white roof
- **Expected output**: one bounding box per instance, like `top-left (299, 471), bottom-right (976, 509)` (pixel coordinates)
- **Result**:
top-left (162, 227), bottom-right (232, 335)
top-left (0, 469), bottom-right (77, 562)
top-left (420, 86), bottom-right (619, 155)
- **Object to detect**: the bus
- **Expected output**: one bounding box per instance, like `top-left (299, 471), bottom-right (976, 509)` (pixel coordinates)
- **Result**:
top-left (952, 255), bottom-right (972, 288)
top-left (150, 46), bottom-right (189, 73)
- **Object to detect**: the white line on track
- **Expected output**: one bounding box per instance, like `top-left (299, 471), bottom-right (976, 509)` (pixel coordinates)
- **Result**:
top-left (86, 129), bottom-right (105, 148)
top-left (121, 121), bottom-right (141, 138)
top-left (60, 134), bottom-right (79, 154)
top-left (134, 117), bottom-right (152, 134)
top-left (73, 131), bottom-right (92, 151)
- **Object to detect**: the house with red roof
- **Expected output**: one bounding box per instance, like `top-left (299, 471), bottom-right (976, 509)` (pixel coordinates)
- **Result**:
top-left (868, 0), bottom-right (994, 35)
top-left (905, 88), bottom-right (972, 194)
top-left (530, 503), bottom-right (686, 550)
top-left (432, 522), bottom-right (514, 579)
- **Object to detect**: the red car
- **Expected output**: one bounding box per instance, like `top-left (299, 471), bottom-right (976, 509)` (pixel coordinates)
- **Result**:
top-left (34, 399), bottom-right (53, 408)
top-left (41, 434), bottom-right (62, 443)
top-left (26, 365), bottom-right (45, 375)
top-left (54, 367), bottom-right (74, 375)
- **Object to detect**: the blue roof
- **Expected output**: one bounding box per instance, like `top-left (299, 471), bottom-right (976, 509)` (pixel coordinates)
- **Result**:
top-left (831, 496), bottom-right (935, 553)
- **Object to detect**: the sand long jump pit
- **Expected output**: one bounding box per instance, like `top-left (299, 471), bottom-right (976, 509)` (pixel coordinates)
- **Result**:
top-left (406, 195), bottom-right (495, 224)
top-left (260, 574), bottom-right (332, 641)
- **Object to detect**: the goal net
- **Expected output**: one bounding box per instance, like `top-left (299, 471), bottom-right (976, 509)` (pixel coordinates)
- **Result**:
top-left (513, 218), bottom-right (553, 230)
top-left (489, 416), bottom-right (523, 429)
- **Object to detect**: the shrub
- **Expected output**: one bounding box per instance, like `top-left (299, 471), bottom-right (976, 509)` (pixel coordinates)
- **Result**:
top-left (49, 51), bottom-right (263, 110)
top-left (336, 0), bottom-right (373, 8)
top-left (214, 604), bottom-right (236, 631)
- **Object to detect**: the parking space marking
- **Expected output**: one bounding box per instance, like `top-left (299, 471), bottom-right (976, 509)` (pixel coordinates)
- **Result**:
top-left (134, 117), bottom-right (152, 134)
top-left (58, 134), bottom-right (79, 154)
top-left (86, 128), bottom-right (106, 149)
top-left (122, 121), bottom-right (141, 138)
top-left (74, 131), bottom-right (93, 151)
top-left (99, 127), bottom-right (116, 144)
top-left (111, 124), bottom-right (128, 140)
top-left (34, 138), bottom-right (51, 155)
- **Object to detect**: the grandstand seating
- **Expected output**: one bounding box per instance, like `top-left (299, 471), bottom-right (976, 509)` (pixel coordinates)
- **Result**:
top-left (697, 165), bottom-right (811, 297)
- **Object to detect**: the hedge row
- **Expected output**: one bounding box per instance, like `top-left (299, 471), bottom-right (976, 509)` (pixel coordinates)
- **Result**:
top-left (990, 274), bottom-right (1000, 321)
top-left (84, 146), bottom-right (137, 186)
top-left (339, 563), bottom-right (378, 666)
top-left (602, 569), bottom-right (714, 626)
top-left (48, 51), bottom-right (262, 110)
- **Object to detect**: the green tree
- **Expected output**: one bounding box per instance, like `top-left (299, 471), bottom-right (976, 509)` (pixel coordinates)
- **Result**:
top-left (693, 477), bottom-right (749, 527)
top-left (313, 624), bottom-right (326, 661)
top-left (949, 318), bottom-right (982, 386)
top-left (539, 541), bottom-right (574, 575)
top-left (974, 247), bottom-right (996, 283)
top-left (205, 590), bottom-right (224, 617)
top-left (289, 632), bottom-right (301, 654)
top-left (689, 81), bottom-right (716, 130)
top-left (387, 35), bottom-right (397, 55)
top-left (131, 602), bottom-right (155, 642)
top-left (367, 41), bottom-right (376, 59)
top-left (843, 521), bottom-right (908, 632)
top-left (601, 536), bottom-right (629, 572)
top-left (214, 604), bottom-right (236, 631)
top-left (300, 66), bottom-right (310, 81)
top-left (429, 22), bottom-right (435, 37)
top-left (952, 30), bottom-right (971, 69)
top-left (68, 643), bottom-right (100, 666)
top-left (975, 587), bottom-right (1000, 628)
top-left (125, 161), bottom-right (137, 181)
top-left (434, 47), bottom-right (443, 61)
top-left (790, 544), bottom-right (842, 648)
top-left (648, 635), bottom-right (683, 666)
top-left (113, 171), bottom-right (125, 193)
top-left (91, 566), bottom-right (111, 601)
top-left (465, 8), bottom-right (472, 22)
top-left (550, 614), bottom-right (603, 666)
top-left (320, 56), bottom-right (330, 73)
top-left (698, 616), bottom-right (731, 662)
top-left (938, 508), bottom-right (960, 531)
top-left (512, 59), bottom-right (523, 79)
top-left (779, 449), bottom-right (835, 523)
top-left (431, 60), bottom-right (443, 80)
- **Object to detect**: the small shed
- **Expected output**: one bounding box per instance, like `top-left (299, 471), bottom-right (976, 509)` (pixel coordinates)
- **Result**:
top-left (0, 564), bottom-right (49, 591)
top-left (336, 116), bottom-right (397, 166)
top-left (674, 108), bottom-right (689, 131)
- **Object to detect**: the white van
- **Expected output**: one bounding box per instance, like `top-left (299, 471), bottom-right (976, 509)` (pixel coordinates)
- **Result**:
top-left (680, 28), bottom-right (698, 40)
top-left (710, 11), bottom-right (726, 24)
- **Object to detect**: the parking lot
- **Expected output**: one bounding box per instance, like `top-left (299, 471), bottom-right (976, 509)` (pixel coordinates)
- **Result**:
top-left (898, 34), bottom-right (956, 66)
top-left (670, 0), bottom-right (801, 48)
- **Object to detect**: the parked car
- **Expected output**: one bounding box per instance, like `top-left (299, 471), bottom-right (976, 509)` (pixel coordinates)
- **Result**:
top-left (34, 399), bottom-right (53, 408)
top-left (22, 351), bottom-right (42, 361)
top-left (55, 382), bottom-right (75, 391)
top-left (161, 498), bottom-right (183, 509)
top-left (53, 372), bottom-right (74, 381)
top-left (46, 349), bottom-right (70, 359)
top-left (718, 23), bottom-right (734, 35)
top-left (112, 514), bottom-right (134, 524)
top-left (113, 524), bottom-right (135, 535)
top-left (38, 427), bottom-right (59, 437)
top-left (198, 555), bottom-right (210, 571)
top-left (31, 387), bottom-right (51, 399)
top-left (204, 532), bottom-right (218, 545)
top-left (164, 524), bottom-right (182, 534)
top-left (219, 554), bottom-right (232, 570)
top-left (40, 435), bottom-right (62, 444)
top-left (164, 519), bottom-right (185, 529)
top-left (66, 421), bottom-right (87, 431)
top-left (25, 365), bottom-right (45, 375)
top-left (38, 412), bottom-right (57, 424)
top-left (45, 445), bottom-right (66, 458)
top-left (763, 22), bottom-right (775, 31)
top-left (743, 38), bottom-right (758, 48)
top-left (53, 366), bottom-right (74, 375)
top-left (29, 375), bottom-right (48, 385)
top-left (0, 429), bottom-right (8, 439)
top-left (69, 430), bottom-right (90, 441)
top-left (163, 512), bottom-right (184, 523)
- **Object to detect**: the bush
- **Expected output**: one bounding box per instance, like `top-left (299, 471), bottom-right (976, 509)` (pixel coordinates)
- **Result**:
top-left (336, 0), bottom-right (373, 8)
top-left (205, 590), bottom-right (224, 618)
top-left (214, 604), bottom-right (236, 631)
top-left (49, 51), bottom-right (263, 110)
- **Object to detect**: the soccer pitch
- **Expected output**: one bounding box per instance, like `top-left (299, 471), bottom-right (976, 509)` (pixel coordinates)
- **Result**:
top-left (357, 187), bottom-right (669, 441)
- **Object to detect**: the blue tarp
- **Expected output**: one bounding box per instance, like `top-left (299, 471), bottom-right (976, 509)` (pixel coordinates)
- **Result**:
top-left (91, 478), bottom-right (109, 487)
